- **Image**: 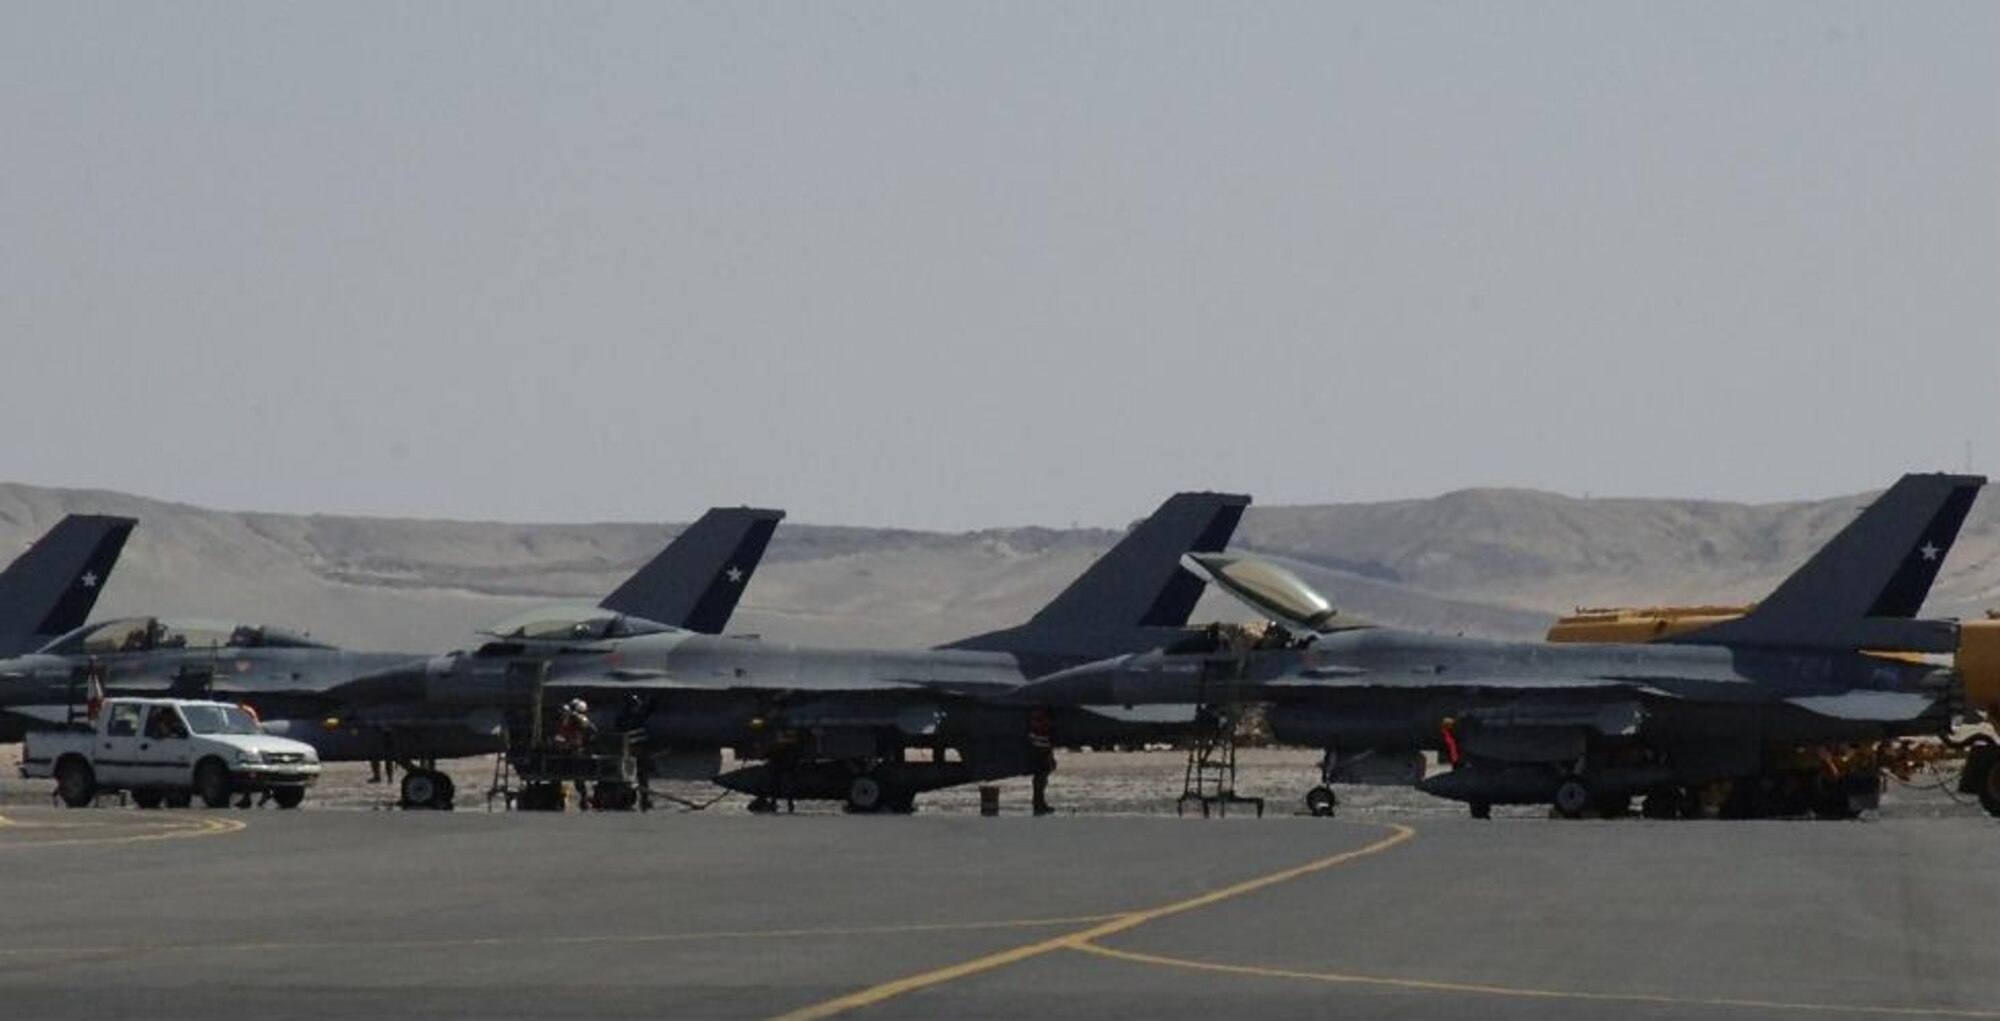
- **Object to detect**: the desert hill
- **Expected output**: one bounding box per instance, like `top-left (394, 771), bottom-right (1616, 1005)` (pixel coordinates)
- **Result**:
top-left (1, 482), bottom-right (1994, 653)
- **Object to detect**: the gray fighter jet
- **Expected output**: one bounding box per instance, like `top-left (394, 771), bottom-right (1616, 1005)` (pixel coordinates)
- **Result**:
top-left (331, 492), bottom-right (1251, 812)
top-left (1019, 474), bottom-right (1984, 820)
top-left (0, 507), bottom-right (783, 808)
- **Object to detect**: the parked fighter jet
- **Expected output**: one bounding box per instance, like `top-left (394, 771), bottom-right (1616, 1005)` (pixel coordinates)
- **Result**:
top-left (0, 514), bottom-right (135, 658)
top-left (1019, 473), bottom-right (1985, 820)
top-left (331, 492), bottom-right (1251, 812)
top-left (0, 507), bottom-right (783, 808)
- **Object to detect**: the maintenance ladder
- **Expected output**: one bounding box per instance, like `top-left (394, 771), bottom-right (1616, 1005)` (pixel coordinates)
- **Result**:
top-left (1176, 634), bottom-right (1264, 818)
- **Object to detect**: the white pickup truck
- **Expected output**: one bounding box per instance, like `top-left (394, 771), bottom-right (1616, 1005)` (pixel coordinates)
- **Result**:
top-left (20, 697), bottom-right (322, 809)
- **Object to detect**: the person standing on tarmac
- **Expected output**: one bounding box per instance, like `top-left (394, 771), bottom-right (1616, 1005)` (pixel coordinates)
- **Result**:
top-left (555, 699), bottom-right (598, 810)
top-left (1028, 708), bottom-right (1056, 816)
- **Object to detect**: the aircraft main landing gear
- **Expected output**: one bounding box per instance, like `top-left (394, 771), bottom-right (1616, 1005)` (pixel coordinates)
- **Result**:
top-left (1962, 744), bottom-right (2000, 818)
top-left (399, 768), bottom-right (456, 810)
top-left (1551, 775), bottom-right (1592, 819)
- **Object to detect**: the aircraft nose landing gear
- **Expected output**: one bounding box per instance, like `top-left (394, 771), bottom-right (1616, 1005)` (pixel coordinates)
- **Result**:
top-left (1304, 785), bottom-right (1337, 818)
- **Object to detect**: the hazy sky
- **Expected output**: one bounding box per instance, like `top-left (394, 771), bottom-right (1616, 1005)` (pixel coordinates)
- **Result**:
top-left (3, 3), bottom-right (1994, 529)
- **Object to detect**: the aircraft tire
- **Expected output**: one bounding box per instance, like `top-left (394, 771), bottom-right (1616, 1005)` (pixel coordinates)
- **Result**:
top-left (1468, 802), bottom-right (1492, 820)
top-left (55, 757), bottom-right (97, 808)
top-left (1305, 785), bottom-right (1337, 818)
top-left (400, 769), bottom-right (452, 810)
top-left (1973, 755), bottom-right (2000, 819)
top-left (846, 775), bottom-right (883, 813)
top-left (270, 786), bottom-right (306, 810)
top-left (1552, 776), bottom-right (1591, 819)
top-left (195, 758), bottom-right (233, 809)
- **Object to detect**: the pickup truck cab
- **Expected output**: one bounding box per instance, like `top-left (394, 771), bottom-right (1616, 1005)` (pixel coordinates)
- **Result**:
top-left (21, 697), bottom-right (321, 809)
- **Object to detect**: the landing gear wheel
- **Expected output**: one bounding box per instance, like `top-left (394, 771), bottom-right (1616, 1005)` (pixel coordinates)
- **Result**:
top-left (846, 775), bottom-right (883, 813)
top-left (196, 759), bottom-right (234, 809)
top-left (747, 796), bottom-right (777, 814)
top-left (1469, 801), bottom-right (1492, 820)
top-left (132, 789), bottom-right (164, 810)
top-left (1552, 776), bottom-right (1592, 819)
top-left (1972, 754), bottom-right (2000, 818)
top-left (55, 758), bottom-right (97, 808)
top-left (270, 787), bottom-right (306, 810)
top-left (400, 769), bottom-right (454, 810)
top-left (1305, 785), bottom-right (1338, 818)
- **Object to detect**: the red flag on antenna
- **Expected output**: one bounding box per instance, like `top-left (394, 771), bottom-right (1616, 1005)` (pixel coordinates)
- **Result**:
top-left (85, 659), bottom-right (106, 722)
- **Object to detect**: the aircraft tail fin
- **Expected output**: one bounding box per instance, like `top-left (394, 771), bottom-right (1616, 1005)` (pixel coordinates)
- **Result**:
top-left (942, 491), bottom-right (1250, 653)
top-left (0, 514), bottom-right (138, 655)
top-left (1665, 473), bottom-right (1984, 653)
top-left (598, 507), bottom-right (785, 634)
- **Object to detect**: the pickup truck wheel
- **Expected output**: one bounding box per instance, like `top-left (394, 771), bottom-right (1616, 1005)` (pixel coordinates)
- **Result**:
top-left (55, 757), bottom-right (97, 808)
top-left (195, 758), bottom-right (234, 808)
top-left (132, 789), bottom-right (165, 810)
top-left (269, 787), bottom-right (306, 810)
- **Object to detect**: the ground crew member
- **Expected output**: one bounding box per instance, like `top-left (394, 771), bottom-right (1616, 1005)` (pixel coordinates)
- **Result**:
top-left (1028, 708), bottom-right (1055, 816)
top-left (555, 699), bottom-right (597, 809)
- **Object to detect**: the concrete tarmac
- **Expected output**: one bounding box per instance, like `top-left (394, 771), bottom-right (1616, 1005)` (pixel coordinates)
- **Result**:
top-left (1, 804), bottom-right (1996, 1020)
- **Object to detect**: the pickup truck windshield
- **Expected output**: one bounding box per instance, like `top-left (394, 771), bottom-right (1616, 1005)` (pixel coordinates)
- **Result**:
top-left (181, 705), bottom-right (263, 736)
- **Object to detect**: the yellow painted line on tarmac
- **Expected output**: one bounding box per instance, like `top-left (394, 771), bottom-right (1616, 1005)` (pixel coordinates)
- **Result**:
top-left (767, 821), bottom-right (1419, 1021)
top-left (0, 913), bottom-right (1130, 959)
top-left (1073, 942), bottom-right (2000, 1019)
top-left (0, 815), bottom-right (246, 851)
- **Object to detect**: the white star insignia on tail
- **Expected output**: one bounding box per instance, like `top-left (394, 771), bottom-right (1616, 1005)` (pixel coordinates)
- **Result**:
top-left (80, 572), bottom-right (98, 589)
top-left (726, 566), bottom-right (744, 584)
top-left (1918, 542), bottom-right (1941, 562)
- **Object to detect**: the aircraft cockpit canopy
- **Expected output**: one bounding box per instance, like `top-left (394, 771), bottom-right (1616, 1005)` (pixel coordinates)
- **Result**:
top-left (38, 617), bottom-right (336, 656)
top-left (482, 605), bottom-right (682, 643)
top-left (1181, 554), bottom-right (1371, 634)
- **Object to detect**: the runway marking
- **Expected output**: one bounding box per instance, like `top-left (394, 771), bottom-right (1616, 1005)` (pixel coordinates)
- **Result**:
top-left (768, 820), bottom-right (1418, 1021)
top-left (1073, 943), bottom-right (2000, 1019)
top-left (0, 914), bottom-right (1131, 959)
top-left (0, 815), bottom-right (246, 851)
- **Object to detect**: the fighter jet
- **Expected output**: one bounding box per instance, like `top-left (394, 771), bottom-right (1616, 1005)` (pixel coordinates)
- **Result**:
top-left (0, 514), bottom-right (135, 658)
top-left (1018, 473), bottom-right (1985, 820)
top-left (332, 492), bottom-right (1251, 812)
top-left (0, 507), bottom-right (784, 808)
